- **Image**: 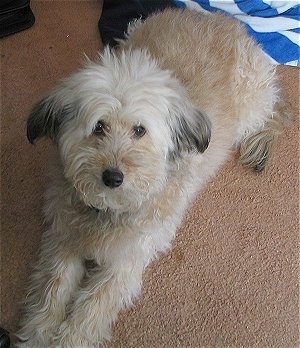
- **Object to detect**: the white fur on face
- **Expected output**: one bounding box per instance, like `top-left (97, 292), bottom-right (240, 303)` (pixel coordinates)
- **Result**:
top-left (56, 49), bottom-right (194, 212)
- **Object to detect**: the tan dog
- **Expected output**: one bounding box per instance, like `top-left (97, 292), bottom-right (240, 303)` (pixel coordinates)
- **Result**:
top-left (17, 9), bottom-right (290, 347)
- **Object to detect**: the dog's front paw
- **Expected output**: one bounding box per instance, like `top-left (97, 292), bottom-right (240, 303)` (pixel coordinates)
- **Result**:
top-left (54, 321), bottom-right (111, 348)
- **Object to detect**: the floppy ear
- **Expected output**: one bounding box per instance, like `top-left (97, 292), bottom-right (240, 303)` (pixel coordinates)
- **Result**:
top-left (170, 109), bottom-right (211, 159)
top-left (27, 87), bottom-right (72, 144)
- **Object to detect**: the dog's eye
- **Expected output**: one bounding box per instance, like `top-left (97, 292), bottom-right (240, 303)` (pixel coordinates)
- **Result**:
top-left (133, 125), bottom-right (146, 138)
top-left (93, 120), bottom-right (105, 135)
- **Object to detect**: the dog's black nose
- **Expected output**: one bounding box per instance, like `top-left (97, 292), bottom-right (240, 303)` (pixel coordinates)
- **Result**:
top-left (102, 169), bottom-right (124, 188)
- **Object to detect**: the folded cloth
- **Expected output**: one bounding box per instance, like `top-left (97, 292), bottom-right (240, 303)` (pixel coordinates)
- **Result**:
top-left (174, 0), bottom-right (300, 66)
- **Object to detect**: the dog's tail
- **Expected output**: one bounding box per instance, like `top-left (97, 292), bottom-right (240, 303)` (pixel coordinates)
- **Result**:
top-left (239, 99), bottom-right (293, 172)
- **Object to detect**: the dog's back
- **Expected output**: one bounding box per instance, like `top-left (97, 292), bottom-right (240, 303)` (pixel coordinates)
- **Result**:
top-left (122, 8), bottom-right (291, 171)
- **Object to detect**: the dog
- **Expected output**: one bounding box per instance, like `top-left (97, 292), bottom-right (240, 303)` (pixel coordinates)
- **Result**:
top-left (16, 8), bottom-right (290, 348)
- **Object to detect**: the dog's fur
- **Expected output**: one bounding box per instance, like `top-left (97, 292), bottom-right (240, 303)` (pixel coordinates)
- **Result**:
top-left (16, 9), bottom-right (290, 347)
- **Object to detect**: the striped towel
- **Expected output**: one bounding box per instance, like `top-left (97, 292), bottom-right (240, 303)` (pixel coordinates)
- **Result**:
top-left (174, 0), bottom-right (300, 66)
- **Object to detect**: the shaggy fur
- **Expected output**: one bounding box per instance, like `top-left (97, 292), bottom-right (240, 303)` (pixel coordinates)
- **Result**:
top-left (16, 9), bottom-right (290, 348)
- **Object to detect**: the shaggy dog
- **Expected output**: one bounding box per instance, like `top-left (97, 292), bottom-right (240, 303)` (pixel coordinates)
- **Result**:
top-left (17, 9), bottom-right (290, 348)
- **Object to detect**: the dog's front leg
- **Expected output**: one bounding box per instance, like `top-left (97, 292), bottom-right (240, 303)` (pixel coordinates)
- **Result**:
top-left (55, 260), bottom-right (144, 348)
top-left (16, 232), bottom-right (85, 348)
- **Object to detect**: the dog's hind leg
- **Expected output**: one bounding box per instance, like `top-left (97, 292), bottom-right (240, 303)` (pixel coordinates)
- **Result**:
top-left (239, 100), bottom-right (293, 172)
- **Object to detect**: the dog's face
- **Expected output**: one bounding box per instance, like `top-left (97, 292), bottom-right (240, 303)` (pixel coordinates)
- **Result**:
top-left (27, 48), bottom-right (211, 212)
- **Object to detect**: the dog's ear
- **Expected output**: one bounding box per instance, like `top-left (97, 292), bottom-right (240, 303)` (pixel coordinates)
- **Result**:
top-left (27, 87), bottom-right (72, 144)
top-left (170, 109), bottom-right (211, 159)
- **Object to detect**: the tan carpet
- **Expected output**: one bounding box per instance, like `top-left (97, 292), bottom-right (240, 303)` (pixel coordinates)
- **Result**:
top-left (1, 1), bottom-right (299, 347)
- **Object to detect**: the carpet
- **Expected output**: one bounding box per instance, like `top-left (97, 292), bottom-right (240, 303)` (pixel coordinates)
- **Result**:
top-left (1, 1), bottom-right (299, 347)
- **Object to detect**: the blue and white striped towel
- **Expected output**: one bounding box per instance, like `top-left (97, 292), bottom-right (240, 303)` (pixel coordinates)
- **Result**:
top-left (174, 0), bottom-right (300, 66)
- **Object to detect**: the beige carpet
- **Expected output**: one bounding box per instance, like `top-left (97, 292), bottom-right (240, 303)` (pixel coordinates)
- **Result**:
top-left (1, 1), bottom-right (299, 347)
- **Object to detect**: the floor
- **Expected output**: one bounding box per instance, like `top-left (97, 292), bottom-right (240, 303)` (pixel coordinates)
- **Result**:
top-left (1, 1), bottom-right (299, 347)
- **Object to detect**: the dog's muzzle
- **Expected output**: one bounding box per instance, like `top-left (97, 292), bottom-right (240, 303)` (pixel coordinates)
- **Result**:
top-left (102, 168), bottom-right (124, 188)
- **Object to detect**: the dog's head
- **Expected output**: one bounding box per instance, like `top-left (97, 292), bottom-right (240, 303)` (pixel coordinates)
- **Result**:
top-left (27, 48), bottom-right (211, 212)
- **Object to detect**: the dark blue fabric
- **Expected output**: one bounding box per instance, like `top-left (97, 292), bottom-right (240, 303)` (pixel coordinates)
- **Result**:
top-left (99, 0), bottom-right (176, 47)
